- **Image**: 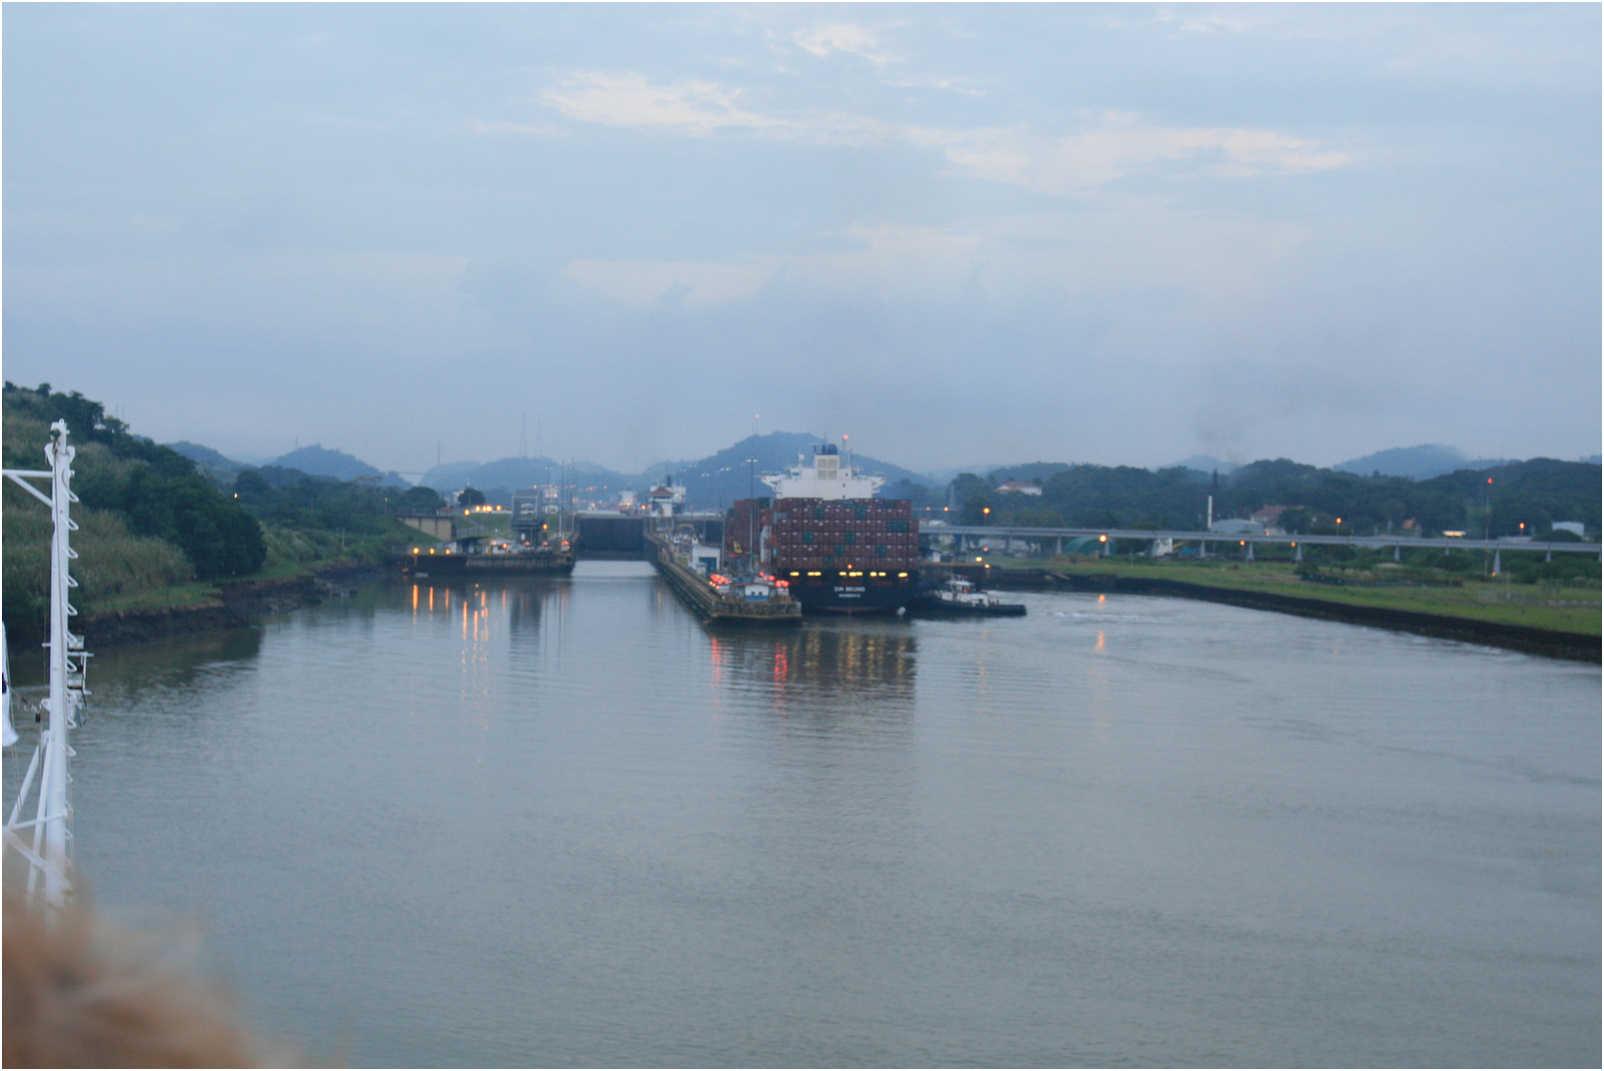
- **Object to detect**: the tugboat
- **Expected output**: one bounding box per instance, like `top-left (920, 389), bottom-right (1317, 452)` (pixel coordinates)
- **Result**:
top-left (909, 576), bottom-right (1027, 618)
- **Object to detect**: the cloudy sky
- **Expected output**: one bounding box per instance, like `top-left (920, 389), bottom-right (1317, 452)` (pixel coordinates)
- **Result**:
top-left (4, 4), bottom-right (1599, 475)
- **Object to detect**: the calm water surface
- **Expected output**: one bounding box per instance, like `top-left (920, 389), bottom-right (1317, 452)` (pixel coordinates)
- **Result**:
top-left (6, 562), bottom-right (1598, 1066)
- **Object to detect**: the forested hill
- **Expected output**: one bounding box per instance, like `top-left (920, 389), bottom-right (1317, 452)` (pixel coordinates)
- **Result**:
top-left (3, 384), bottom-right (440, 646)
top-left (270, 444), bottom-right (408, 486)
top-left (3, 383), bottom-right (268, 642)
top-left (948, 456), bottom-right (1600, 537)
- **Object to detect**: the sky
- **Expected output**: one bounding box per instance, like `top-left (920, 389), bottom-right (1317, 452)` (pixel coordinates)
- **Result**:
top-left (3, 3), bottom-right (1599, 477)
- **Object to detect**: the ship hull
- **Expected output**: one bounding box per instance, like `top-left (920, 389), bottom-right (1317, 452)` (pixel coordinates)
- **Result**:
top-left (783, 575), bottom-right (920, 615)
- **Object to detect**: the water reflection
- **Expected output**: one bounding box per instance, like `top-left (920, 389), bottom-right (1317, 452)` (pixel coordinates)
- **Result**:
top-left (404, 577), bottom-right (569, 642)
top-left (706, 620), bottom-right (917, 714)
top-left (4, 573), bottom-right (1595, 1067)
top-left (10, 625), bottom-right (265, 694)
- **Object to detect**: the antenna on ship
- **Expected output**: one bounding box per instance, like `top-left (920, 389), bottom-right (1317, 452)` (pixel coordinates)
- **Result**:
top-left (2, 420), bottom-right (90, 911)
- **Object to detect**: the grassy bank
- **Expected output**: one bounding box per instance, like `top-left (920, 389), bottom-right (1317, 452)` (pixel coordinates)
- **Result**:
top-left (80, 520), bottom-right (418, 622)
top-left (989, 556), bottom-right (1601, 636)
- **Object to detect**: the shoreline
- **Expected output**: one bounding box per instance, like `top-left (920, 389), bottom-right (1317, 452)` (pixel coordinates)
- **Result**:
top-left (974, 565), bottom-right (1600, 663)
top-left (76, 560), bottom-right (1601, 664)
top-left (80, 564), bottom-right (386, 649)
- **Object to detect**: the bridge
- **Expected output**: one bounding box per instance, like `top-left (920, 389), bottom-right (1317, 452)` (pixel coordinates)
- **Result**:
top-left (929, 524), bottom-right (1601, 564)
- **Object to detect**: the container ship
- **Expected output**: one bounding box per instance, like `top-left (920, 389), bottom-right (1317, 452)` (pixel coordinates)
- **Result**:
top-left (724, 443), bottom-right (920, 614)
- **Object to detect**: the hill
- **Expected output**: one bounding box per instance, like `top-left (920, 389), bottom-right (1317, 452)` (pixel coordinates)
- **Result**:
top-left (1335, 444), bottom-right (1466, 479)
top-left (1170, 454), bottom-right (1239, 475)
top-left (419, 456), bottom-right (636, 498)
top-left (986, 462), bottom-right (1072, 484)
top-left (1332, 443), bottom-right (1520, 479)
top-left (944, 451), bottom-right (1599, 540)
top-left (3, 384), bottom-right (267, 643)
top-left (649, 432), bottom-right (931, 509)
top-left (424, 432), bottom-right (933, 509)
top-left (168, 440), bottom-right (248, 484)
top-left (270, 444), bottom-right (408, 487)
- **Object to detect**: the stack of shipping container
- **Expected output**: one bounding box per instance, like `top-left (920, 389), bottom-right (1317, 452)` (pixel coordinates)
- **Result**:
top-left (728, 497), bottom-right (920, 575)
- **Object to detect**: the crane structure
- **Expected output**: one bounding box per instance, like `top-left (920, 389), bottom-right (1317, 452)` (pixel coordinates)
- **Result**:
top-left (3, 420), bottom-right (89, 910)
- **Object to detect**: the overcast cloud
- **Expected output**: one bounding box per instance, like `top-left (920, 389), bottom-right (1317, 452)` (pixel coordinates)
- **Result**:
top-left (4, 4), bottom-right (1598, 475)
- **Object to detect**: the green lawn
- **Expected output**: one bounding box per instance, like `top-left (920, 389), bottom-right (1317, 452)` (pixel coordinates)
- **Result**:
top-left (990, 555), bottom-right (1602, 636)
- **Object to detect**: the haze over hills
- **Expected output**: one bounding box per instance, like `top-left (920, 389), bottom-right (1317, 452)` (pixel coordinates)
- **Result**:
top-left (1333, 444), bottom-right (1511, 480)
top-left (270, 444), bottom-right (408, 487)
top-left (168, 440), bottom-right (248, 483)
top-left (418, 456), bottom-right (637, 497)
top-left (645, 433), bottom-right (926, 509)
top-left (172, 426), bottom-right (1602, 521)
top-left (420, 432), bottom-right (929, 509)
top-left (1169, 455), bottom-right (1240, 475)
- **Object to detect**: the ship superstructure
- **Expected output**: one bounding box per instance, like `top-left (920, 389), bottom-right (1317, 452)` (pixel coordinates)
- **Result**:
top-left (760, 443), bottom-right (884, 500)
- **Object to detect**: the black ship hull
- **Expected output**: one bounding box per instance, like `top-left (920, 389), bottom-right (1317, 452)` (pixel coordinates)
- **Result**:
top-left (784, 575), bottom-right (919, 615)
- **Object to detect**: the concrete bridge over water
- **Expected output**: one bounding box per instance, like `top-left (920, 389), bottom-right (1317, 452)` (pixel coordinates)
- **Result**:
top-left (932, 523), bottom-right (1601, 565)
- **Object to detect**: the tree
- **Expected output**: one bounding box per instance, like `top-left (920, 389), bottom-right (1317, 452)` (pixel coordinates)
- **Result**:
top-left (399, 486), bottom-right (445, 513)
top-left (457, 486), bottom-right (486, 508)
top-left (948, 473), bottom-right (989, 523)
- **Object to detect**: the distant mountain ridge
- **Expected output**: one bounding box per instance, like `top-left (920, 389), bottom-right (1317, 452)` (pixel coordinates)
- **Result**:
top-left (168, 440), bottom-right (247, 483)
top-left (423, 432), bottom-right (931, 508)
top-left (1334, 444), bottom-right (1511, 479)
top-left (644, 432), bottom-right (929, 509)
top-left (270, 444), bottom-right (408, 487)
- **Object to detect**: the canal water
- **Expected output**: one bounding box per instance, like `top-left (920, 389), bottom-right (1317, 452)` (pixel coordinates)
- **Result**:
top-left (5, 562), bottom-right (1598, 1066)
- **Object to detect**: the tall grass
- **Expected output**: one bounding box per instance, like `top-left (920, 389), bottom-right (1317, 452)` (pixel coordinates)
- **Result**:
top-left (3, 485), bottom-right (193, 645)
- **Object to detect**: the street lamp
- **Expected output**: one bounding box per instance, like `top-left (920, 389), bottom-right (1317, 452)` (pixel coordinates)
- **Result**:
top-left (745, 456), bottom-right (759, 569)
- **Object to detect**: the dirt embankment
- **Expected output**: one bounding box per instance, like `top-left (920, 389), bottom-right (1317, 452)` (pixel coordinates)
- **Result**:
top-left (972, 566), bottom-right (1601, 663)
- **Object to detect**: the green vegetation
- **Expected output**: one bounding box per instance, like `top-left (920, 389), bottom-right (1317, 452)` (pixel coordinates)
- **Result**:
top-left (989, 553), bottom-right (1601, 636)
top-left (953, 454), bottom-right (1600, 638)
top-left (3, 383), bottom-right (445, 645)
top-left (950, 457), bottom-right (1600, 538)
top-left (6, 384), bottom-right (266, 583)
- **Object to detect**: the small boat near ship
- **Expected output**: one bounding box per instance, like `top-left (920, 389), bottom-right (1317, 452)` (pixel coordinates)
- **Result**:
top-left (909, 576), bottom-right (1027, 618)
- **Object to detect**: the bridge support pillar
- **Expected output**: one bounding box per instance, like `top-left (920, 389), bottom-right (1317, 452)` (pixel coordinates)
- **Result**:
top-left (1492, 549), bottom-right (1502, 576)
top-left (1245, 542), bottom-right (1254, 562)
top-left (1199, 539), bottom-right (1207, 560)
top-left (1545, 547), bottom-right (1552, 563)
top-left (1055, 537), bottom-right (1063, 557)
top-left (1294, 543), bottom-right (1303, 564)
top-left (1394, 544), bottom-right (1401, 563)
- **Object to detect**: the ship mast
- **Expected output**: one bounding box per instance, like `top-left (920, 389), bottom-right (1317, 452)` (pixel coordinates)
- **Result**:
top-left (3, 420), bottom-right (89, 910)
